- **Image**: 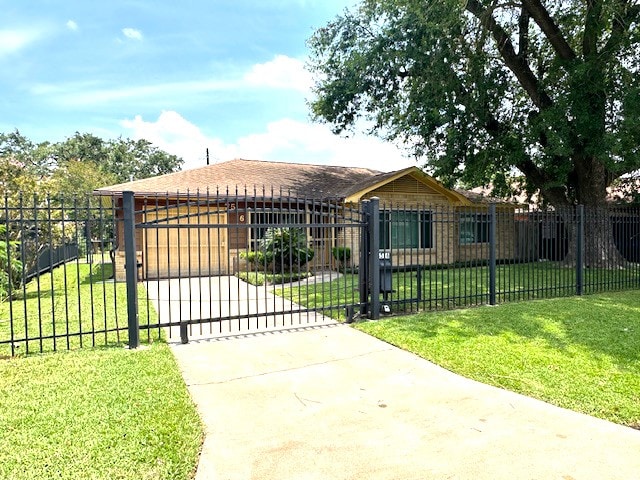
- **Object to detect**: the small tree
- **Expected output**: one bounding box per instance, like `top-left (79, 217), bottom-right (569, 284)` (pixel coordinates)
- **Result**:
top-left (259, 227), bottom-right (314, 274)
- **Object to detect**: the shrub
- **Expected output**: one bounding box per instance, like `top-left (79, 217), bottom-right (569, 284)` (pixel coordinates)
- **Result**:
top-left (331, 246), bottom-right (351, 268)
top-left (236, 270), bottom-right (312, 286)
top-left (240, 250), bottom-right (269, 270)
top-left (259, 227), bottom-right (314, 274)
top-left (236, 271), bottom-right (267, 286)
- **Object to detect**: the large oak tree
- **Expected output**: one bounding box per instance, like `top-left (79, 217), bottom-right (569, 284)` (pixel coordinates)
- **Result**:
top-left (308, 0), bottom-right (640, 265)
top-left (308, 0), bottom-right (640, 207)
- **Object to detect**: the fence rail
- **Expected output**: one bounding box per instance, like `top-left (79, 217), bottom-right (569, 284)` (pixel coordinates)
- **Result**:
top-left (0, 191), bottom-right (638, 355)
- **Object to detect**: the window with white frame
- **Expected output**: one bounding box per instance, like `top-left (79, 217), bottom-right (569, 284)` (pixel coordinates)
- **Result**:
top-left (459, 213), bottom-right (490, 244)
top-left (379, 210), bottom-right (433, 249)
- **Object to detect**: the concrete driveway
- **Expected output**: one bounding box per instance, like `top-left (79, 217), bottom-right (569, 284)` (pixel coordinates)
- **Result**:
top-left (144, 275), bottom-right (338, 341)
top-left (170, 323), bottom-right (640, 480)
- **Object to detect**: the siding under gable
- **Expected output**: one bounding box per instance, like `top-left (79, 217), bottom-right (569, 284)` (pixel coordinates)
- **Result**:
top-left (362, 174), bottom-right (453, 206)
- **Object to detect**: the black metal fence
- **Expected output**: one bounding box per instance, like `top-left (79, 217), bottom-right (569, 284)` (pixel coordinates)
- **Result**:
top-left (25, 242), bottom-right (79, 281)
top-left (0, 194), bottom-right (125, 356)
top-left (363, 200), bottom-right (640, 318)
top-left (1, 191), bottom-right (638, 356)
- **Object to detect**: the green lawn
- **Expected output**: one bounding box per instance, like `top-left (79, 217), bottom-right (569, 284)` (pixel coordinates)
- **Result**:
top-left (0, 262), bottom-right (158, 356)
top-left (356, 291), bottom-right (640, 428)
top-left (0, 262), bottom-right (204, 479)
top-left (278, 262), bottom-right (640, 319)
top-left (0, 343), bottom-right (203, 480)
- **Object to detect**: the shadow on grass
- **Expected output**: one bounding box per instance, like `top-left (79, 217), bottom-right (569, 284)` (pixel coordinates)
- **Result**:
top-left (378, 292), bottom-right (640, 367)
top-left (284, 262), bottom-right (640, 366)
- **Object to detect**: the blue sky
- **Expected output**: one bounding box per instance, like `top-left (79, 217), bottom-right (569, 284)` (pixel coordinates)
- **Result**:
top-left (0, 0), bottom-right (414, 171)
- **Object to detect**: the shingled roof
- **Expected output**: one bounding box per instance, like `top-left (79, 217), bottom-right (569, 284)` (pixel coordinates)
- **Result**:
top-left (94, 158), bottom-right (517, 207)
top-left (94, 158), bottom-right (388, 199)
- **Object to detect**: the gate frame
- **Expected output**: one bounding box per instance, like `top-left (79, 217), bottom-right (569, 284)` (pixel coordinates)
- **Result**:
top-left (123, 191), bottom-right (368, 346)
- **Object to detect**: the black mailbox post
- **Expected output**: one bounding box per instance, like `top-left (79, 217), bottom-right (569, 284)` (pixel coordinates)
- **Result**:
top-left (380, 254), bottom-right (393, 293)
top-left (379, 252), bottom-right (392, 314)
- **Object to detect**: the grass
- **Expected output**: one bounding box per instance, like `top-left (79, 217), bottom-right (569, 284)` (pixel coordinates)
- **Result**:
top-left (0, 261), bottom-right (204, 479)
top-left (0, 343), bottom-right (203, 479)
top-left (236, 270), bottom-right (312, 286)
top-left (0, 262), bottom-right (158, 356)
top-left (356, 290), bottom-right (640, 428)
top-left (279, 262), bottom-right (640, 319)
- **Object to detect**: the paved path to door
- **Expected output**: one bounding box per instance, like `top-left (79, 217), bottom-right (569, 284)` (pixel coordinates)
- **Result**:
top-left (170, 323), bottom-right (640, 480)
top-left (144, 275), bottom-right (338, 341)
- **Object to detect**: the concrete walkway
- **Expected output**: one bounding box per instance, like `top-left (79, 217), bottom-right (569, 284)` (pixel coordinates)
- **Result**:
top-left (170, 324), bottom-right (640, 480)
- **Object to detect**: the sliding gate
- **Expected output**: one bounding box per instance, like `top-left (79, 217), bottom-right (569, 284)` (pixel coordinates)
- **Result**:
top-left (127, 192), bottom-right (365, 342)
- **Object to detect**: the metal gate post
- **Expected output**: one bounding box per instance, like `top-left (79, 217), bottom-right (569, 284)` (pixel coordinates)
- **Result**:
top-left (359, 200), bottom-right (370, 316)
top-left (489, 203), bottom-right (497, 306)
top-left (123, 191), bottom-right (139, 349)
top-left (368, 197), bottom-right (381, 319)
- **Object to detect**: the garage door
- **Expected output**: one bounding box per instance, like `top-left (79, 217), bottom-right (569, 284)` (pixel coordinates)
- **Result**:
top-left (144, 206), bottom-right (228, 279)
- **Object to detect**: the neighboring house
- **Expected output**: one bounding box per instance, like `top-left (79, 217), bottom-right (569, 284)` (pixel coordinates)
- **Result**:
top-left (93, 158), bottom-right (516, 280)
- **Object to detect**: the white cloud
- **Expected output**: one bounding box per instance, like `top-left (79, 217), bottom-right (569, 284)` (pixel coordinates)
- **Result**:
top-left (0, 28), bottom-right (42, 57)
top-left (244, 55), bottom-right (313, 93)
top-left (121, 111), bottom-right (236, 168)
top-left (122, 28), bottom-right (143, 41)
top-left (233, 119), bottom-right (416, 171)
top-left (66, 20), bottom-right (78, 31)
top-left (31, 78), bottom-right (238, 107)
top-left (31, 55), bottom-right (309, 107)
top-left (121, 111), bottom-right (416, 173)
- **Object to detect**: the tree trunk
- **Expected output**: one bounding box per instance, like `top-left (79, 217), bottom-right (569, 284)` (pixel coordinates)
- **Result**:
top-left (564, 156), bottom-right (627, 268)
top-left (581, 207), bottom-right (627, 268)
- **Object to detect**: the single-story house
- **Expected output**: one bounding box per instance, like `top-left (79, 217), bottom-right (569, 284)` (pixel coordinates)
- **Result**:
top-left (93, 158), bottom-right (516, 280)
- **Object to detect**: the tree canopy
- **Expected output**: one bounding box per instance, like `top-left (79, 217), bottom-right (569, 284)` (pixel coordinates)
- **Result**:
top-left (0, 131), bottom-right (183, 287)
top-left (308, 0), bottom-right (640, 207)
top-left (0, 131), bottom-right (183, 195)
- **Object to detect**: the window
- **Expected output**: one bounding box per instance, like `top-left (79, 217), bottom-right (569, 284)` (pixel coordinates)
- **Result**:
top-left (459, 213), bottom-right (490, 244)
top-left (380, 210), bottom-right (433, 249)
top-left (251, 211), bottom-right (305, 249)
